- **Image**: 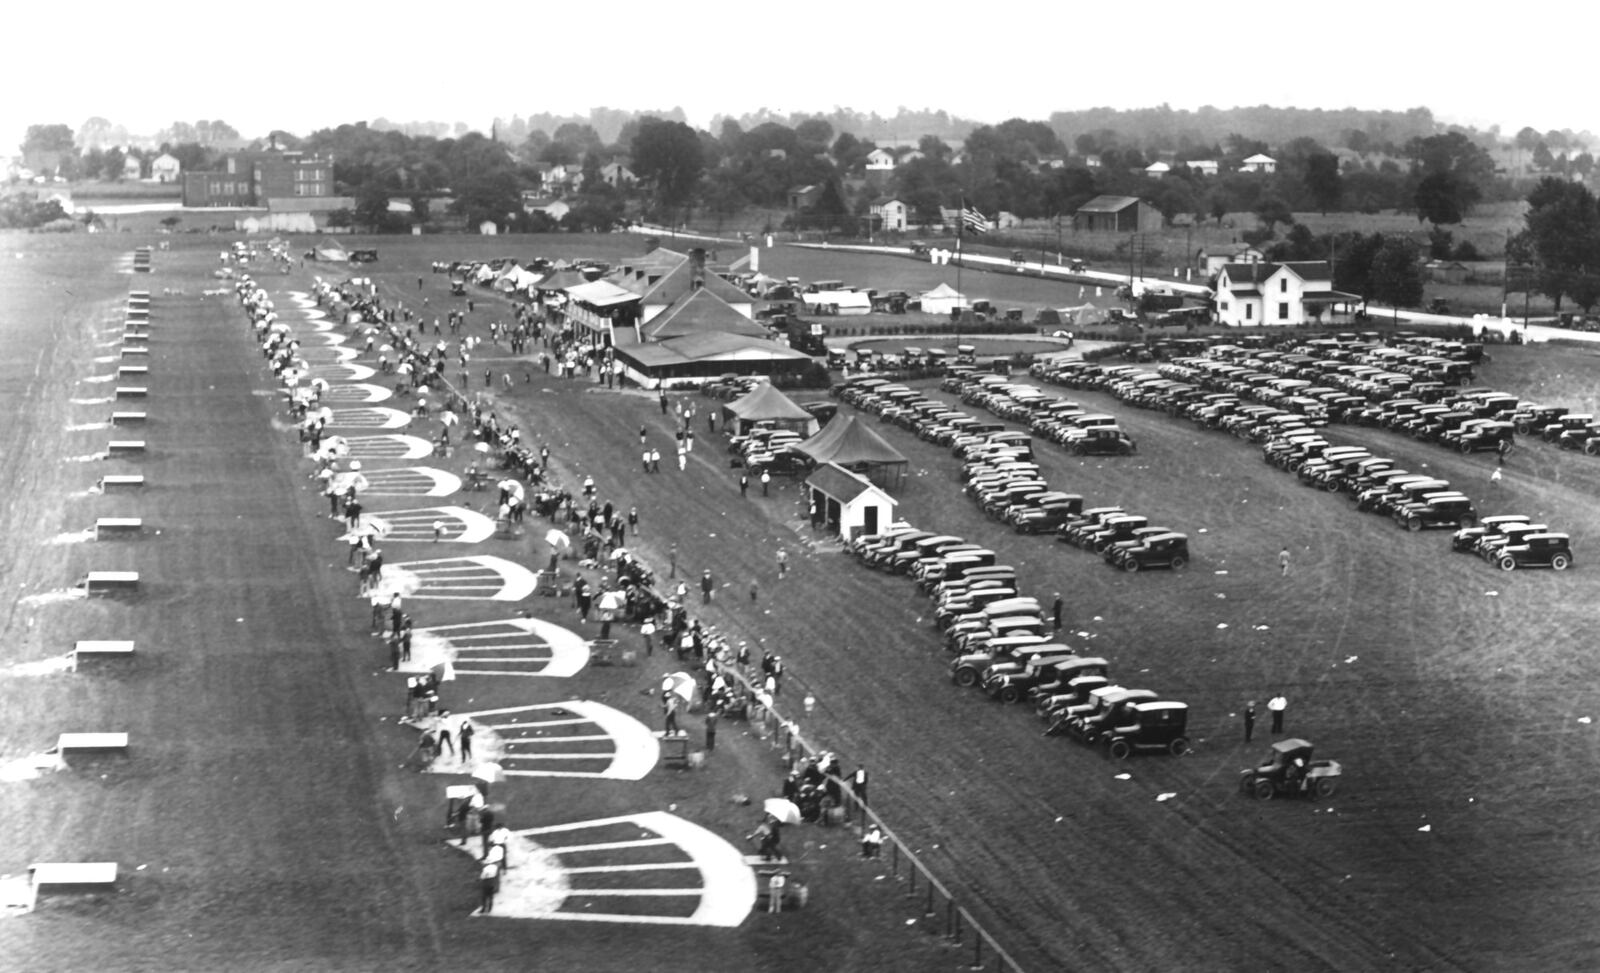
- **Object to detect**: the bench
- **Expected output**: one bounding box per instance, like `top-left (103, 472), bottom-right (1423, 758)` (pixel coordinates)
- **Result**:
top-left (71, 641), bottom-right (135, 670)
top-left (83, 571), bottom-right (139, 595)
top-left (95, 518), bottom-right (143, 539)
top-left (106, 440), bottom-right (145, 455)
top-left (110, 412), bottom-right (147, 426)
top-left (120, 345), bottom-right (148, 357)
top-left (21, 862), bottom-right (118, 912)
top-left (99, 474), bottom-right (145, 490)
top-left (117, 365), bottom-right (148, 378)
top-left (122, 330), bottom-right (147, 341)
top-left (115, 387), bottom-right (147, 399)
top-left (54, 733), bottom-right (129, 756)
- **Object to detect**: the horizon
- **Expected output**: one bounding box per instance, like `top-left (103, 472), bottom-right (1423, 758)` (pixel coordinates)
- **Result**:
top-left (5, 2), bottom-right (1598, 154)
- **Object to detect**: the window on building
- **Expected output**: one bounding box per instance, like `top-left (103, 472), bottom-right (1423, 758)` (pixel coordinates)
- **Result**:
top-left (1245, 304), bottom-right (1254, 321)
top-left (1280, 278), bottom-right (1287, 293)
top-left (1278, 302), bottom-right (1289, 320)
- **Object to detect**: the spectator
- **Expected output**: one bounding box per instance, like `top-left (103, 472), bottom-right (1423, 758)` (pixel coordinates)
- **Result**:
top-left (861, 825), bottom-right (883, 859)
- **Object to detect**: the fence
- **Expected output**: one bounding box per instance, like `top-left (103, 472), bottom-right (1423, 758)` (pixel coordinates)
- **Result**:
top-left (714, 658), bottom-right (1029, 973)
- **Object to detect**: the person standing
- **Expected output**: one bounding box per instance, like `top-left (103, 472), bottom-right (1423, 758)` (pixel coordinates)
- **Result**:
top-left (749, 579), bottom-right (759, 602)
top-left (851, 765), bottom-right (869, 810)
top-left (650, 448), bottom-right (662, 473)
top-left (669, 543), bottom-right (678, 578)
top-left (701, 569), bottom-right (714, 604)
top-left (663, 691), bottom-right (681, 736)
top-left (760, 470), bottom-right (771, 496)
top-left (861, 825), bottom-right (883, 859)
top-left (776, 549), bottom-right (789, 578)
top-left (1243, 701), bottom-right (1257, 742)
top-left (767, 871), bottom-right (787, 913)
top-left (1051, 593), bottom-right (1064, 633)
top-left (435, 710), bottom-right (455, 759)
top-left (478, 859), bottom-right (499, 915)
top-left (704, 707), bottom-right (719, 752)
top-left (640, 616), bottom-right (656, 656)
top-left (659, 390), bottom-right (669, 415)
top-left (628, 506), bottom-right (639, 537)
top-left (1267, 694), bottom-right (1287, 734)
top-left (1279, 547), bottom-right (1290, 576)
top-left (740, 473), bottom-right (749, 497)
top-left (460, 717), bottom-right (475, 763)
top-left (641, 447), bottom-right (652, 473)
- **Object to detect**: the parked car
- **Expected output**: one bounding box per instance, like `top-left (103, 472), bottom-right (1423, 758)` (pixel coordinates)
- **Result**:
top-left (982, 647), bottom-right (1079, 703)
top-left (1393, 494), bottom-right (1477, 532)
top-left (1496, 533), bottom-right (1573, 571)
top-left (1068, 425), bottom-right (1136, 456)
top-left (1453, 514), bottom-right (1531, 553)
top-left (1108, 532), bottom-right (1190, 571)
top-left (1103, 700), bottom-right (1190, 758)
top-left (1238, 738), bottom-right (1341, 800)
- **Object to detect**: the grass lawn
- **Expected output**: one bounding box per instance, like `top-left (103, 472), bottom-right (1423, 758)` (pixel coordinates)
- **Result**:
top-left (5, 230), bottom-right (1600, 972)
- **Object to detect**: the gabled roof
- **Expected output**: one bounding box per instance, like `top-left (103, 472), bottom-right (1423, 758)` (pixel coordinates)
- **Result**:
top-left (638, 255), bottom-right (750, 307)
top-left (1076, 195), bottom-right (1142, 213)
top-left (794, 414), bottom-right (908, 467)
top-left (643, 287), bottom-right (767, 340)
top-left (566, 279), bottom-right (639, 308)
top-left (1218, 260), bottom-right (1334, 289)
top-left (806, 462), bottom-right (893, 505)
top-left (621, 331), bottom-right (812, 367)
top-left (1243, 153), bottom-right (1277, 164)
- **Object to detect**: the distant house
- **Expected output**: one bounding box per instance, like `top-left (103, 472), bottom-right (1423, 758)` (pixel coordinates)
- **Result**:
top-left (1082, 154), bottom-right (1103, 169)
top-left (1039, 157), bottom-right (1068, 170)
top-left (864, 148), bottom-right (896, 172)
top-left (122, 154), bottom-right (143, 180)
top-left (1197, 243), bottom-right (1265, 277)
top-left (478, 220), bottom-right (499, 235)
top-left (1185, 160), bottom-right (1219, 176)
top-left (899, 149), bottom-right (925, 164)
top-left (788, 184), bottom-right (821, 210)
top-left (1240, 153), bottom-right (1278, 173)
top-left (1213, 260), bottom-right (1359, 326)
top-left (1425, 260), bottom-right (1470, 285)
top-left (1073, 195), bottom-right (1164, 233)
top-left (870, 197), bottom-right (908, 233)
top-left (150, 152), bottom-right (181, 183)
top-left (1144, 161), bottom-right (1170, 179)
top-left (600, 162), bottom-right (635, 188)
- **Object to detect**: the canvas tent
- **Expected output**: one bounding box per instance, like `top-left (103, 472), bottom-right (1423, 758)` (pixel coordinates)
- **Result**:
top-left (918, 282), bottom-right (968, 315)
top-left (792, 414), bottom-right (908, 488)
top-left (496, 265), bottom-right (542, 293)
top-left (722, 383), bottom-right (818, 436)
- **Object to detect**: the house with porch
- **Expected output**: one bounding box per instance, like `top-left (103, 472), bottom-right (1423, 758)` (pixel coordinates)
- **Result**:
top-left (869, 197), bottom-right (908, 233)
top-left (1213, 260), bottom-right (1360, 326)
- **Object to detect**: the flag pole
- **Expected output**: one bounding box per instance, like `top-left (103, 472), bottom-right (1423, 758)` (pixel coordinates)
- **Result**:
top-left (955, 199), bottom-right (964, 343)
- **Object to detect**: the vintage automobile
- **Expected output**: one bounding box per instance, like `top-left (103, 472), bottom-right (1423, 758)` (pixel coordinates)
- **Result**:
top-left (1103, 700), bottom-right (1190, 758)
top-left (981, 647), bottom-right (1079, 703)
top-left (1067, 425), bottom-right (1136, 456)
top-left (1056, 506), bottom-right (1126, 546)
top-left (1541, 412), bottom-right (1594, 442)
top-left (1108, 532), bottom-right (1190, 571)
top-left (1452, 514), bottom-right (1531, 553)
top-left (949, 634), bottom-right (1050, 688)
top-left (1496, 532), bottom-right (1573, 571)
top-left (1069, 687), bottom-right (1160, 745)
top-left (1442, 419), bottom-right (1512, 454)
top-left (1238, 738), bottom-right (1342, 800)
top-left (1393, 493), bottom-right (1477, 532)
top-left (1025, 657), bottom-right (1110, 706)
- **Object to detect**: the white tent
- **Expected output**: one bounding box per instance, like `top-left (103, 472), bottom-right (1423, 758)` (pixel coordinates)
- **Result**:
top-left (919, 282), bottom-right (968, 315)
top-left (496, 265), bottom-right (541, 292)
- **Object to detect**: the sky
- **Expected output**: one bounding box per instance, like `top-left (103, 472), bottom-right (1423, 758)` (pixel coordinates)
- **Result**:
top-left (6, 2), bottom-right (1598, 153)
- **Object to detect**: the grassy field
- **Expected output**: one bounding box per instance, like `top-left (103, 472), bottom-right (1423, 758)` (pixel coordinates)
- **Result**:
top-left (5, 230), bottom-right (1600, 971)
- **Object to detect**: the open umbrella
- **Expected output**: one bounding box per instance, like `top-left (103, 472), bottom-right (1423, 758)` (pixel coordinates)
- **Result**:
top-left (397, 361), bottom-right (413, 375)
top-left (663, 672), bottom-right (696, 704)
top-left (607, 547), bottom-right (630, 561)
top-left (439, 411), bottom-right (458, 427)
top-left (474, 441), bottom-right (492, 454)
top-left (597, 590), bottom-right (625, 613)
top-left (430, 660), bottom-right (457, 683)
top-left (471, 762), bottom-right (503, 785)
top-left (545, 529), bottom-right (571, 551)
top-left (763, 798), bottom-right (802, 825)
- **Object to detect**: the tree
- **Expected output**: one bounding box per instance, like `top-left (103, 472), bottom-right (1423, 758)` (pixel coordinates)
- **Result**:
top-left (631, 118), bottom-right (705, 216)
top-left (1532, 142), bottom-right (1554, 171)
top-left (104, 147), bottom-right (127, 181)
top-left (410, 194), bottom-right (431, 226)
top-left (1369, 237), bottom-right (1424, 311)
top-left (1253, 196), bottom-right (1294, 234)
top-left (22, 123), bottom-right (75, 155)
top-left (804, 178), bottom-right (850, 234)
top-left (354, 183), bottom-right (393, 231)
top-left (1304, 153), bottom-right (1343, 214)
top-left (1427, 226), bottom-right (1455, 260)
top-left (1413, 171), bottom-right (1465, 225)
top-left (1516, 177), bottom-right (1600, 312)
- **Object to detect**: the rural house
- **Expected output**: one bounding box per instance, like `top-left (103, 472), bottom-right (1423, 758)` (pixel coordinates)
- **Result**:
top-left (1073, 195), bottom-right (1164, 233)
top-left (122, 154), bottom-right (143, 180)
top-left (1186, 160), bottom-right (1219, 176)
top-left (1213, 260), bottom-right (1359, 326)
top-left (150, 152), bottom-right (181, 183)
top-left (864, 148), bottom-right (896, 171)
top-left (870, 197), bottom-right (909, 233)
top-left (600, 162), bottom-right (636, 188)
top-left (1197, 243), bottom-right (1265, 277)
top-left (1240, 153), bottom-right (1278, 173)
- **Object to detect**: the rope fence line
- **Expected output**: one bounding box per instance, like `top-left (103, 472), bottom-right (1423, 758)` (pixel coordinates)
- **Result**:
top-left (714, 659), bottom-right (1030, 973)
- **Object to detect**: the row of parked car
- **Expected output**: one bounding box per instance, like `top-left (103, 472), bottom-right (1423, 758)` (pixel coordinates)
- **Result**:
top-left (845, 522), bottom-right (1191, 759)
top-left (1452, 514), bottom-right (1574, 571)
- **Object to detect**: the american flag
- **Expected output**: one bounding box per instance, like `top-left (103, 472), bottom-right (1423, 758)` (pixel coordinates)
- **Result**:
top-left (960, 203), bottom-right (988, 234)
